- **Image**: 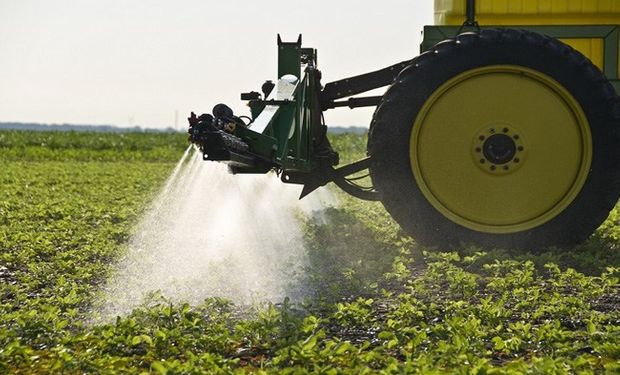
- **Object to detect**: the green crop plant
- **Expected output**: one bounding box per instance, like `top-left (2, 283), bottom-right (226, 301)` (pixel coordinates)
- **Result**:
top-left (0, 130), bottom-right (619, 373)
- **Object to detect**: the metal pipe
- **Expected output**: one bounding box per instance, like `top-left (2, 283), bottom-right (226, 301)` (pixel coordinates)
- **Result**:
top-left (323, 96), bottom-right (383, 110)
top-left (466, 0), bottom-right (476, 26)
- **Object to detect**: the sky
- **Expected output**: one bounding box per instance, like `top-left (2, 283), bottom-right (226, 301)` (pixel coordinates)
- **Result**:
top-left (0, 0), bottom-right (433, 129)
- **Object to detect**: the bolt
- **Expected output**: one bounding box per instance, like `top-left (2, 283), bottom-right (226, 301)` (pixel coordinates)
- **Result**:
top-left (513, 134), bottom-right (520, 140)
top-left (517, 146), bottom-right (524, 151)
top-left (502, 127), bottom-right (509, 133)
top-left (490, 128), bottom-right (495, 133)
top-left (479, 159), bottom-right (485, 164)
top-left (514, 158), bottom-right (520, 163)
top-left (479, 135), bottom-right (485, 141)
top-left (503, 165), bottom-right (509, 170)
top-left (475, 147), bottom-right (481, 152)
top-left (490, 165), bottom-right (496, 171)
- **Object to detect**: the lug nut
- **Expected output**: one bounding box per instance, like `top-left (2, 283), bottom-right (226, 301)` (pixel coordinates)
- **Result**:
top-left (479, 159), bottom-right (485, 164)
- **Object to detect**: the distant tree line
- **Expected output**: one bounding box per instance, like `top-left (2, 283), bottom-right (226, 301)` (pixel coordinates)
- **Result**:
top-left (0, 122), bottom-right (176, 133)
top-left (0, 122), bottom-right (367, 134)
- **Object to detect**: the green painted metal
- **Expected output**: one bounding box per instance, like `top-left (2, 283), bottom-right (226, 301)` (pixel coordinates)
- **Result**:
top-left (248, 100), bottom-right (266, 119)
top-left (603, 26), bottom-right (619, 79)
top-left (277, 35), bottom-right (302, 79)
top-left (227, 36), bottom-right (318, 175)
top-left (421, 25), bottom-right (620, 94)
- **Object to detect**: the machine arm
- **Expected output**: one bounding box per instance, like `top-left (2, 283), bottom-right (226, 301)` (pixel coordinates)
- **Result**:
top-left (319, 59), bottom-right (412, 106)
top-left (188, 35), bottom-right (383, 200)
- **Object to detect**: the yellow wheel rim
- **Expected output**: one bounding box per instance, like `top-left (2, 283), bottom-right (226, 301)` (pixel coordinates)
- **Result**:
top-left (410, 65), bottom-right (592, 234)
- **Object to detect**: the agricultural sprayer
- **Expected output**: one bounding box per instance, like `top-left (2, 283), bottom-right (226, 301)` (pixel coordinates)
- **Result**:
top-left (188, 0), bottom-right (620, 249)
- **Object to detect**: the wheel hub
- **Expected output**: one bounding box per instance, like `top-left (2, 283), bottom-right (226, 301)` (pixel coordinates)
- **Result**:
top-left (483, 134), bottom-right (515, 164)
top-left (472, 125), bottom-right (525, 174)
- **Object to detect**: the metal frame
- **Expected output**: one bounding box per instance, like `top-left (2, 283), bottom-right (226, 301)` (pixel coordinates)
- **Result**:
top-left (422, 24), bottom-right (620, 94)
top-left (230, 36), bottom-right (321, 175)
top-left (188, 35), bottom-right (379, 199)
top-left (190, 24), bottom-right (620, 201)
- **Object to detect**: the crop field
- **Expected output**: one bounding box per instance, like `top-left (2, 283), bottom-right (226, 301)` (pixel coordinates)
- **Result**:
top-left (1, 130), bottom-right (620, 374)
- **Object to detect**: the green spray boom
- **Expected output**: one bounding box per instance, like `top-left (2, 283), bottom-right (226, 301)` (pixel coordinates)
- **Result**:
top-left (187, 35), bottom-right (405, 201)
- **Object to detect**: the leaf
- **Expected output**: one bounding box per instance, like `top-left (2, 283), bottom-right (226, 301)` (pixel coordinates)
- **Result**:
top-left (151, 362), bottom-right (168, 375)
top-left (302, 334), bottom-right (318, 352)
top-left (491, 336), bottom-right (505, 351)
top-left (334, 342), bottom-right (354, 355)
top-left (155, 329), bottom-right (167, 340)
top-left (140, 334), bottom-right (153, 346)
top-left (387, 339), bottom-right (399, 350)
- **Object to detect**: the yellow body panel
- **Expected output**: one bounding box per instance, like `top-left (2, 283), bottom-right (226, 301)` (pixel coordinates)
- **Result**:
top-left (434, 0), bottom-right (620, 73)
top-left (562, 38), bottom-right (605, 69)
top-left (435, 0), bottom-right (620, 24)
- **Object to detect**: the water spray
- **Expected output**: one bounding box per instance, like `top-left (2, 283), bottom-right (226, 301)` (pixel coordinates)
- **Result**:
top-left (98, 147), bottom-right (335, 319)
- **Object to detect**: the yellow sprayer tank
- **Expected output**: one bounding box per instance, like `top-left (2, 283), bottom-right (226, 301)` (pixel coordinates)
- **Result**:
top-left (434, 0), bottom-right (620, 76)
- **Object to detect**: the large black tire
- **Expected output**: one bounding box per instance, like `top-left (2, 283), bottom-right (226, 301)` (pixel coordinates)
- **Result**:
top-left (368, 29), bottom-right (620, 249)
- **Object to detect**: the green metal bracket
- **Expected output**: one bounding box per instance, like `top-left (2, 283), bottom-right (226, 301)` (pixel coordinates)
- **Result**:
top-left (230, 35), bottom-right (319, 174)
top-left (278, 34), bottom-right (302, 78)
